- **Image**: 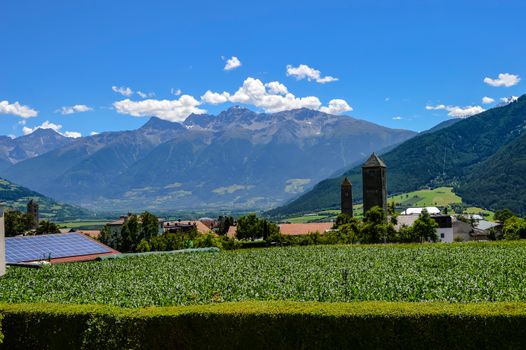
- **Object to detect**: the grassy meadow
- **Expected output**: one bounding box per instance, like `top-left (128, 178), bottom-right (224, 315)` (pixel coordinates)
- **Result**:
top-left (284, 187), bottom-right (493, 223)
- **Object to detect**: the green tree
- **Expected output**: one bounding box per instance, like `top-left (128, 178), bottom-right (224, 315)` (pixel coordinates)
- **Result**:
top-left (397, 224), bottom-right (417, 243)
top-left (503, 217), bottom-right (526, 240)
top-left (136, 239), bottom-right (151, 252)
top-left (337, 219), bottom-right (362, 244)
top-left (120, 214), bottom-right (140, 252)
top-left (217, 216), bottom-right (234, 235)
top-left (236, 213), bottom-right (260, 240)
top-left (236, 213), bottom-right (279, 240)
top-left (333, 213), bottom-right (353, 228)
top-left (4, 210), bottom-right (31, 236)
top-left (361, 206), bottom-right (390, 243)
top-left (99, 225), bottom-right (112, 246)
top-left (495, 209), bottom-right (515, 223)
top-left (412, 210), bottom-right (438, 242)
top-left (36, 220), bottom-right (60, 235)
top-left (140, 211), bottom-right (159, 241)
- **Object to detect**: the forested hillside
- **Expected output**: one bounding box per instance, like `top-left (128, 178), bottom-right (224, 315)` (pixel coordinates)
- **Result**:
top-left (269, 95), bottom-right (526, 216)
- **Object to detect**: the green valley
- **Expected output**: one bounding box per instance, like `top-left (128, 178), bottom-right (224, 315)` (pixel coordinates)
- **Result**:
top-left (282, 187), bottom-right (492, 223)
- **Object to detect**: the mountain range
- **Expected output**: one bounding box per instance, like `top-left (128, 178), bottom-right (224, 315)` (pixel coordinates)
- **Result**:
top-left (0, 107), bottom-right (416, 212)
top-left (269, 95), bottom-right (526, 217)
top-left (0, 128), bottom-right (73, 171)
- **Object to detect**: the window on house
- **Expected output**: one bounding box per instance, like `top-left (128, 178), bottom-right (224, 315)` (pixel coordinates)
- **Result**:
top-left (440, 233), bottom-right (445, 238)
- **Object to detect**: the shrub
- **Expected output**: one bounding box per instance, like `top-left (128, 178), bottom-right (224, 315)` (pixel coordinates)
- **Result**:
top-left (2, 302), bottom-right (526, 349)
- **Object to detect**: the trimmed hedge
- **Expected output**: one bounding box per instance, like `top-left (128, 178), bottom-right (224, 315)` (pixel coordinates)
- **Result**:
top-left (1, 301), bottom-right (526, 349)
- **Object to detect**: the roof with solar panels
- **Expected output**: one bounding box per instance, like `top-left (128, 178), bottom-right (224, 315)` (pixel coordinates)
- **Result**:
top-left (5, 232), bottom-right (118, 264)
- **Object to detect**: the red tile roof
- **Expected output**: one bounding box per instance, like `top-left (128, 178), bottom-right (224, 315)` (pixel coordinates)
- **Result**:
top-left (279, 223), bottom-right (333, 236)
top-left (226, 223), bottom-right (334, 238)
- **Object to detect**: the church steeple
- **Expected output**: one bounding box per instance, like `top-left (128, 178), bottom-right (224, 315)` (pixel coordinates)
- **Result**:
top-left (340, 176), bottom-right (353, 217)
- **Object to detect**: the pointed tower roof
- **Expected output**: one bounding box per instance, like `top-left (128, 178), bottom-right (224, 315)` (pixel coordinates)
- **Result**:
top-left (341, 176), bottom-right (352, 187)
top-left (362, 153), bottom-right (386, 168)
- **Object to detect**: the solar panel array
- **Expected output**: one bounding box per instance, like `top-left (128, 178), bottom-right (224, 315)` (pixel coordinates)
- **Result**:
top-left (6, 233), bottom-right (111, 263)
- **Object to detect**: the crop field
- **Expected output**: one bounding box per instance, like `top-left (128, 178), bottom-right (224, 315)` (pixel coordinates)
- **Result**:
top-left (57, 220), bottom-right (109, 229)
top-left (2, 242), bottom-right (526, 308)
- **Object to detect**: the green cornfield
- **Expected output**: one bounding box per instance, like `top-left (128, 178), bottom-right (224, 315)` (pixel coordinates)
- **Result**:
top-left (2, 242), bottom-right (526, 307)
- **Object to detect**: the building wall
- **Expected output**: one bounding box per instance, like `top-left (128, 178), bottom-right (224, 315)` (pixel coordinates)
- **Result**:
top-left (453, 220), bottom-right (473, 242)
top-left (437, 227), bottom-right (454, 243)
top-left (0, 207), bottom-right (5, 276)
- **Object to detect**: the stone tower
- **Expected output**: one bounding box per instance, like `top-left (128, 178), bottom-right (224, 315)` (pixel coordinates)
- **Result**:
top-left (340, 176), bottom-right (353, 217)
top-left (362, 153), bottom-right (387, 214)
top-left (27, 199), bottom-right (39, 229)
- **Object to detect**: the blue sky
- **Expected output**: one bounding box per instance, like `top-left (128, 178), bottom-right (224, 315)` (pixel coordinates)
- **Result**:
top-left (1, 0), bottom-right (524, 138)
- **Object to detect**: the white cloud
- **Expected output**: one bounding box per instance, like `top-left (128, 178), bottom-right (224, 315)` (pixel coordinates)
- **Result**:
top-left (171, 88), bottom-right (182, 96)
top-left (446, 106), bottom-right (485, 118)
top-left (228, 77), bottom-right (323, 112)
top-left (22, 120), bottom-right (82, 138)
top-left (392, 116), bottom-right (403, 120)
top-left (425, 104), bottom-right (485, 118)
top-left (320, 99), bottom-right (353, 114)
top-left (482, 96), bottom-right (495, 104)
top-left (112, 86), bottom-right (133, 96)
top-left (483, 73), bottom-right (520, 87)
top-left (201, 90), bottom-right (231, 105)
top-left (90, 131), bottom-right (99, 136)
top-left (63, 131), bottom-right (82, 138)
top-left (425, 104), bottom-right (447, 111)
top-left (113, 95), bottom-right (206, 122)
top-left (202, 77), bottom-right (352, 114)
top-left (286, 64), bottom-right (338, 84)
top-left (224, 56), bottom-right (242, 71)
top-left (500, 96), bottom-right (519, 104)
top-left (385, 97), bottom-right (391, 102)
top-left (265, 81), bottom-right (288, 95)
top-left (59, 104), bottom-right (93, 115)
top-left (0, 100), bottom-right (38, 118)
top-left (137, 91), bottom-right (155, 98)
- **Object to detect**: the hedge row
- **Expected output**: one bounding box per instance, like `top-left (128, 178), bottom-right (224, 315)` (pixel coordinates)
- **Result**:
top-left (1, 301), bottom-right (526, 349)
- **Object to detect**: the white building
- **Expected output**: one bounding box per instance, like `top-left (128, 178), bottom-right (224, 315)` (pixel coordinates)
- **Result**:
top-left (401, 207), bottom-right (441, 215)
top-left (0, 206), bottom-right (5, 276)
top-left (396, 213), bottom-right (454, 243)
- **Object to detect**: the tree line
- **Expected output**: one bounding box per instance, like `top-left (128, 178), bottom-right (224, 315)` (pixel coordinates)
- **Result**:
top-left (3, 209), bottom-right (60, 236)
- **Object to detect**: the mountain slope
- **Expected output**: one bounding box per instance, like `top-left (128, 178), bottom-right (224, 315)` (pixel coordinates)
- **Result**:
top-left (0, 129), bottom-right (73, 170)
top-left (0, 177), bottom-right (90, 219)
top-left (1, 108), bottom-right (416, 211)
top-left (269, 95), bottom-right (526, 216)
top-left (458, 130), bottom-right (526, 214)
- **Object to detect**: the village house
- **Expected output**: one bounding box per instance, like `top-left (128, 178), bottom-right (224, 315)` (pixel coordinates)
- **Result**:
top-left (163, 220), bottom-right (211, 235)
top-left (106, 215), bottom-right (165, 237)
top-left (452, 215), bottom-right (502, 241)
top-left (396, 208), bottom-right (454, 242)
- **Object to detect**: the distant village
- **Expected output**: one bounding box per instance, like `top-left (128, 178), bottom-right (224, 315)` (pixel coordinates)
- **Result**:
top-left (0, 153), bottom-right (507, 269)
